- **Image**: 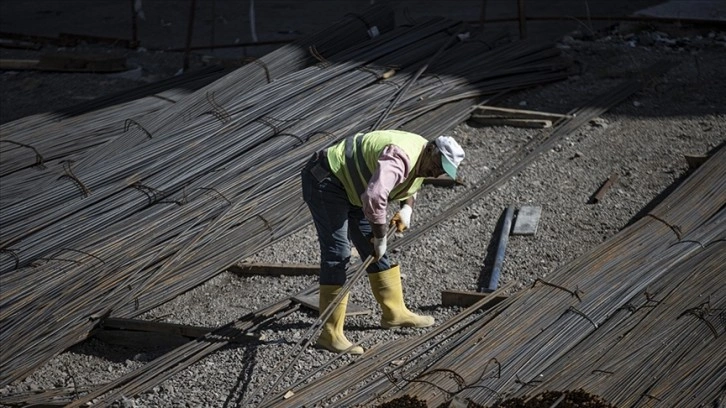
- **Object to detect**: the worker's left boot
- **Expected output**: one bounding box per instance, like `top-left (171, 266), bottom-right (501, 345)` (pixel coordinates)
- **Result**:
top-left (316, 285), bottom-right (364, 354)
top-left (368, 265), bottom-right (435, 329)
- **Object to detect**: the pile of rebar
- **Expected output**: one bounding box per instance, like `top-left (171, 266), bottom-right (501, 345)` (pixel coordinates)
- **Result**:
top-left (264, 136), bottom-right (724, 407)
top-left (0, 5), bottom-right (573, 388)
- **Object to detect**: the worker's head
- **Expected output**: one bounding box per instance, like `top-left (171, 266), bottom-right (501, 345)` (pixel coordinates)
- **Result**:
top-left (419, 136), bottom-right (464, 178)
top-left (432, 135), bottom-right (464, 179)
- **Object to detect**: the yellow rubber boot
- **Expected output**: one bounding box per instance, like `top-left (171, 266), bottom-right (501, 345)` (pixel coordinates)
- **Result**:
top-left (316, 285), bottom-right (364, 354)
top-left (368, 265), bottom-right (435, 329)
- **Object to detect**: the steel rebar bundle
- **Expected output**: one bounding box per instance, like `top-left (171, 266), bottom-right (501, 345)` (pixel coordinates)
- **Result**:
top-left (257, 63), bottom-right (725, 408)
top-left (0, 7), bottom-right (573, 396)
top-left (294, 145), bottom-right (725, 408)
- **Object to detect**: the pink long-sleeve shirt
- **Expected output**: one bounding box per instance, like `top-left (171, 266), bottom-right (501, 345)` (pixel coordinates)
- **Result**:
top-left (360, 145), bottom-right (413, 224)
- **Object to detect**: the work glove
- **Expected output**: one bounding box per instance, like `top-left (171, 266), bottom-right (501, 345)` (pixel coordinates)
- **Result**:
top-left (372, 235), bottom-right (387, 261)
top-left (391, 204), bottom-right (413, 232)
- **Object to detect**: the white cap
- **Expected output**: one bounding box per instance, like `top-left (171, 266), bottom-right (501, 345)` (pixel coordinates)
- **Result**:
top-left (434, 135), bottom-right (464, 179)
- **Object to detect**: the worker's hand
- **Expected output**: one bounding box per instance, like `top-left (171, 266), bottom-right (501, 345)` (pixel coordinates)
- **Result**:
top-left (391, 204), bottom-right (413, 232)
top-left (372, 235), bottom-right (387, 261)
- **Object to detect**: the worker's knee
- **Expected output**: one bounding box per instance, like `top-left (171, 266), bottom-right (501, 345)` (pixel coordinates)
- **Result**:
top-left (320, 260), bottom-right (348, 286)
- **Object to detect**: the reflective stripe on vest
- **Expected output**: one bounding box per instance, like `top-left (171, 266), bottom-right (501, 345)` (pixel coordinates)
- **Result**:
top-left (344, 134), bottom-right (372, 199)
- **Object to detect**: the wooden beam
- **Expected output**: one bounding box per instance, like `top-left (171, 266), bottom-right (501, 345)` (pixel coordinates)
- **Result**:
top-left (94, 318), bottom-right (256, 348)
top-left (0, 59), bottom-right (39, 70)
top-left (0, 53), bottom-right (127, 72)
top-left (517, 0), bottom-right (527, 39)
top-left (684, 154), bottom-right (708, 170)
top-left (512, 205), bottom-right (542, 235)
top-left (470, 117), bottom-right (552, 129)
top-left (229, 262), bottom-right (319, 277)
top-left (474, 105), bottom-right (572, 120)
top-left (441, 289), bottom-right (508, 308)
top-left (590, 173), bottom-right (619, 204)
top-left (100, 317), bottom-right (214, 338)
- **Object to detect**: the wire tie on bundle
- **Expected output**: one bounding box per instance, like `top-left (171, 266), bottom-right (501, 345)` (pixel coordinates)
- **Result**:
top-left (308, 45), bottom-right (331, 68)
top-left (644, 291), bottom-right (662, 305)
top-left (256, 116), bottom-right (283, 134)
top-left (669, 239), bottom-right (705, 249)
top-left (131, 182), bottom-right (162, 205)
top-left (37, 256), bottom-right (84, 265)
top-left (275, 133), bottom-right (305, 146)
top-left (567, 305), bottom-right (598, 329)
top-left (645, 213), bottom-right (682, 240)
top-left (514, 374), bottom-right (542, 387)
top-left (0, 248), bottom-right (20, 270)
top-left (197, 187), bottom-right (231, 205)
top-left (157, 185), bottom-right (186, 206)
top-left (256, 214), bottom-right (272, 231)
top-left (123, 119), bottom-right (153, 139)
top-left (205, 92), bottom-right (231, 123)
top-left (241, 57), bottom-right (271, 83)
top-left (678, 299), bottom-right (720, 338)
top-left (618, 303), bottom-right (637, 313)
top-left (1, 139), bottom-right (44, 167)
top-left (356, 65), bottom-right (379, 78)
top-left (395, 368), bottom-right (466, 396)
top-left (304, 130), bottom-right (335, 143)
top-left (58, 161), bottom-right (91, 197)
top-left (532, 278), bottom-right (583, 302)
top-left (59, 248), bottom-right (106, 265)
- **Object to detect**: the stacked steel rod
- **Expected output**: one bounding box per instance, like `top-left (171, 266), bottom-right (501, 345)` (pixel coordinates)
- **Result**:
top-left (272, 144), bottom-right (724, 407)
top-left (0, 6), bottom-right (573, 391)
top-left (259, 67), bottom-right (725, 407)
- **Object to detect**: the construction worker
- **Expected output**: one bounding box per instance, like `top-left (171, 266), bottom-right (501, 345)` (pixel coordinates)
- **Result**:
top-left (301, 129), bottom-right (465, 354)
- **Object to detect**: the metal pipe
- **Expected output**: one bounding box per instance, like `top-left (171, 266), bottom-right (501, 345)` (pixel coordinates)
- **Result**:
top-left (487, 205), bottom-right (514, 292)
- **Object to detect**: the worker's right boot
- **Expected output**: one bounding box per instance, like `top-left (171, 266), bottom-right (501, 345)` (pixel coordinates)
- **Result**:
top-left (316, 285), bottom-right (364, 355)
top-left (368, 265), bottom-right (435, 329)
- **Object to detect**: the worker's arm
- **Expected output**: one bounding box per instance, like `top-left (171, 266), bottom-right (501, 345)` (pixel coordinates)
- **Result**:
top-left (362, 145), bottom-right (412, 259)
top-left (361, 145), bottom-right (411, 227)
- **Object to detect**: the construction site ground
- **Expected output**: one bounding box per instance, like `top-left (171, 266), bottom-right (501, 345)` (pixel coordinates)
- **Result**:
top-left (1, 3), bottom-right (725, 408)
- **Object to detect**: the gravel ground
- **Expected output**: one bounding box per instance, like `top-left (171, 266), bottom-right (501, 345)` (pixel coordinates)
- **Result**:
top-left (1, 22), bottom-right (725, 408)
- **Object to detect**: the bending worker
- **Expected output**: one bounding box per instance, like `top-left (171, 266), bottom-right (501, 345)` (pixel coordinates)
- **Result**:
top-left (301, 129), bottom-right (465, 354)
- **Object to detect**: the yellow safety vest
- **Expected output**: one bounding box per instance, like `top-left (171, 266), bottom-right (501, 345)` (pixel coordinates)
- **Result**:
top-left (326, 130), bottom-right (427, 206)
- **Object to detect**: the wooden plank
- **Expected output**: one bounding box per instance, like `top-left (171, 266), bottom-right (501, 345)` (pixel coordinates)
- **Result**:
top-left (440, 289), bottom-right (508, 308)
top-left (470, 117), bottom-right (552, 128)
top-left (0, 38), bottom-right (42, 50)
top-left (590, 173), bottom-right (619, 204)
top-left (474, 105), bottom-right (571, 120)
top-left (101, 317), bottom-right (214, 338)
top-left (37, 53), bottom-right (127, 72)
top-left (684, 154), bottom-right (708, 170)
top-left (293, 294), bottom-right (372, 316)
top-left (512, 205), bottom-right (542, 235)
top-left (93, 329), bottom-right (191, 349)
top-left (0, 59), bottom-right (39, 70)
top-left (0, 54), bottom-right (127, 72)
top-left (229, 262), bottom-right (319, 277)
top-left (95, 318), bottom-right (257, 348)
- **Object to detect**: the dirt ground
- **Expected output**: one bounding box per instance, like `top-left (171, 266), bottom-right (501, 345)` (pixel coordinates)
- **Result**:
top-left (1, 2), bottom-right (725, 407)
